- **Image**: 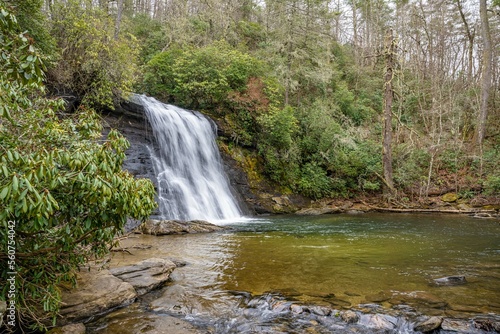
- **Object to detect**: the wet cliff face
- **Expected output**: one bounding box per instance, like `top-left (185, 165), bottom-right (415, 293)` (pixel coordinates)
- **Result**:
top-left (102, 100), bottom-right (158, 189)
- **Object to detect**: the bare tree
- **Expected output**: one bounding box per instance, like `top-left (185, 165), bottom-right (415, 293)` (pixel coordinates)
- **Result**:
top-left (477, 0), bottom-right (493, 148)
top-left (382, 28), bottom-right (396, 195)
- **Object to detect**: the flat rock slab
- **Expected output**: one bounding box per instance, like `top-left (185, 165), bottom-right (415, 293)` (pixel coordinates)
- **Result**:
top-left (59, 268), bottom-right (136, 325)
top-left (135, 219), bottom-right (225, 235)
top-left (110, 258), bottom-right (176, 296)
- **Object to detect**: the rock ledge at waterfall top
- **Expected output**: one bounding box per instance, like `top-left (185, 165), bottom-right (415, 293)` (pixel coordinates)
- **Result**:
top-left (134, 219), bottom-right (225, 236)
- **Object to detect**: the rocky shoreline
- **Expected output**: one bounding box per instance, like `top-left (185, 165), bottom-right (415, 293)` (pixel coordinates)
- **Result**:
top-left (40, 218), bottom-right (500, 334)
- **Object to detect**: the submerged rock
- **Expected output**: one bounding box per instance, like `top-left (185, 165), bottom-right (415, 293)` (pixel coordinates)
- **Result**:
top-left (110, 258), bottom-right (176, 296)
top-left (390, 291), bottom-right (448, 309)
top-left (366, 291), bottom-right (392, 303)
top-left (433, 276), bottom-right (467, 286)
top-left (135, 219), bottom-right (225, 235)
top-left (58, 268), bottom-right (136, 325)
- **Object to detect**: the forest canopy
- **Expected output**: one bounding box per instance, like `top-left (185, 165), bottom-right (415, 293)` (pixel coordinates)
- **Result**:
top-left (8, 0), bottom-right (498, 201)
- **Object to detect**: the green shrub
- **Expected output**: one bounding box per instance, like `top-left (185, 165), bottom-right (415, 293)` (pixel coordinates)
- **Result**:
top-left (298, 162), bottom-right (333, 199)
top-left (48, 0), bottom-right (139, 108)
top-left (393, 146), bottom-right (430, 189)
top-left (483, 175), bottom-right (500, 196)
top-left (142, 40), bottom-right (263, 110)
top-left (0, 5), bottom-right (156, 330)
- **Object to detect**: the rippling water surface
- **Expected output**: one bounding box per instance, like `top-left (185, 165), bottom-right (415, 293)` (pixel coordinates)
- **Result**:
top-left (220, 214), bottom-right (500, 313)
top-left (92, 213), bottom-right (500, 333)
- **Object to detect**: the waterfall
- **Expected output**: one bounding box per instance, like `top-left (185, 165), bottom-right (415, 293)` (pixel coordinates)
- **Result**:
top-left (136, 95), bottom-right (243, 222)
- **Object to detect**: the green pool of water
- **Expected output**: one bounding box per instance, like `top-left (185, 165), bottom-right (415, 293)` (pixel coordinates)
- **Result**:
top-left (218, 214), bottom-right (500, 316)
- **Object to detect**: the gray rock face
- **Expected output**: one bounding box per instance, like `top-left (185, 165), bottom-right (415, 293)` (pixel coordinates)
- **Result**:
top-left (135, 219), bottom-right (225, 235)
top-left (102, 101), bottom-right (157, 188)
top-left (59, 268), bottom-right (137, 325)
top-left (110, 258), bottom-right (176, 296)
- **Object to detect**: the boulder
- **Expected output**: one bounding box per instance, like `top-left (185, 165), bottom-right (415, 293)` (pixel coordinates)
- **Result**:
top-left (290, 304), bottom-right (304, 314)
top-left (58, 268), bottom-right (137, 325)
top-left (414, 316), bottom-right (443, 333)
top-left (340, 310), bottom-right (359, 324)
top-left (135, 219), bottom-right (224, 235)
top-left (110, 258), bottom-right (176, 296)
top-left (474, 317), bottom-right (500, 332)
top-left (47, 323), bottom-right (86, 334)
top-left (309, 305), bottom-right (332, 316)
top-left (442, 193), bottom-right (458, 202)
top-left (433, 276), bottom-right (467, 286)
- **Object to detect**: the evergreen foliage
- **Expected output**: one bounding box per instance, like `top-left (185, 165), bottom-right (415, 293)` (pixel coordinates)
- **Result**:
top-left (48, 0), bottom-right (139, 108)
top-left (0, 3), bottom-right (156, 330)
top-left (142, 41), bottom-right (264, 109)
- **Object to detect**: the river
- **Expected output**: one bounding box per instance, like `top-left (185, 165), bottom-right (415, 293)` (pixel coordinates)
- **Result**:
top-left (89, 213), bottom-right (500, 333)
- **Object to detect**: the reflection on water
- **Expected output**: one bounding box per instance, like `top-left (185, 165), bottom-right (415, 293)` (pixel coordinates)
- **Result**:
top-left (94, 213), bottom-right (500, 333)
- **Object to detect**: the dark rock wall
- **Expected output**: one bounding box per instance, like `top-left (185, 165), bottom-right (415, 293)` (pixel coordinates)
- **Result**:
top-left (102, 100), bottom-right (157, 189)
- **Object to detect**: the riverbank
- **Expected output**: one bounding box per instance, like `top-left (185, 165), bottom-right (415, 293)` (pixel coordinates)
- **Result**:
top-left (50, 215), bottom-right (500, 334)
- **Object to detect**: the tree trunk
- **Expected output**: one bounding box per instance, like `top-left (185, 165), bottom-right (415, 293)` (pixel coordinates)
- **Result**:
top-left (114, 0), bottom-right (124, 40)
top-left (456, 0), bottom-right (474, 83)
top-left (382, 29), bottom-right (395, 195)
top-left (477, 0), bottom-right (492, 148)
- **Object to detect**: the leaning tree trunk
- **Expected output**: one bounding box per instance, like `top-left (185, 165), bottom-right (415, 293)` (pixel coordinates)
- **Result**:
top-left (382, 29), bottom-right (396, 196)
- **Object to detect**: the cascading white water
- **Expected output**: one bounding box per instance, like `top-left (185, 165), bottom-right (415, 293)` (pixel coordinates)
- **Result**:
top-left (137, 95), bottom-right (243, 222)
